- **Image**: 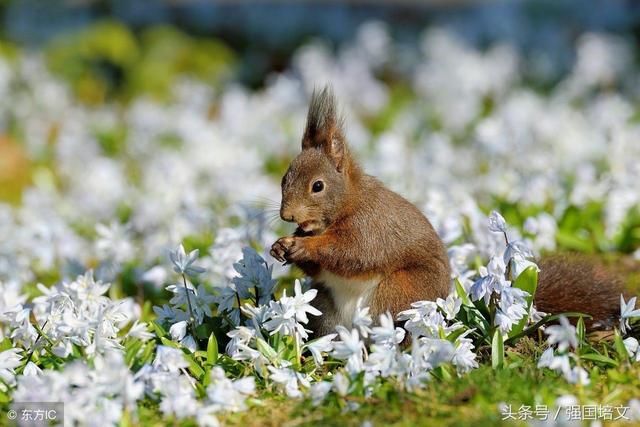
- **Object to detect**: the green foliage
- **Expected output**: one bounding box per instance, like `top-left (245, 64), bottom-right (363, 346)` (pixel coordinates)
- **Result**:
top-left (207, 333), bottom-right (219, 365)
top-left (45, 21), bottom-right (235, 104)
top-left (128, 26), bottom-right (234, 100)
top-left (491, 329), bottom-right (504, 369)
top-left (510, 266), bottom-right (538, 337)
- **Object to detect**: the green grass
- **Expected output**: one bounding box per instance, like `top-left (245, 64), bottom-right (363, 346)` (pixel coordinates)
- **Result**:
top-left (213, 350), bottom-right (640, 427)
top-left (118, 334), bottom-right (640, 426)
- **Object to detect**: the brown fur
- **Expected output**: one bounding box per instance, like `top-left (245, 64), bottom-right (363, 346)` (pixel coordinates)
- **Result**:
top-left (535, 254), bottom-right (624, 329)
top-left (271, 87), bottom-right (450, 336)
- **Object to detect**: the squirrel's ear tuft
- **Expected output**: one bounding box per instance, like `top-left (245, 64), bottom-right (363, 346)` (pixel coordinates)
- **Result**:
top-left (302, 85), bottom-right (347, 172)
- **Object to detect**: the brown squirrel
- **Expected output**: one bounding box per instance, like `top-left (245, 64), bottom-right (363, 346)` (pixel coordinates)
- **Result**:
top-left (270, 86), bottom-right (624, 336)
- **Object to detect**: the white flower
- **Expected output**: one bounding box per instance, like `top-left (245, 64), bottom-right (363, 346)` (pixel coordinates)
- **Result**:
top-left (397, 301), bottom-right (446, 339)
top-left (548, 354), bottom-right (571, 374)
top-left (469, 275), bottom-right (493, 304)
top-left (196, 407), bottom-right (220, 427)
top-left (544, 316), bottom-right (578, 352)
top-left (488, 211), bottom-right (507, 233)
top-left (370, 312), bottom-right (405, 347)
top-left (353, 298), bottom-right (373, 338)
top-left (494, 311), bottom-right (515, 334)
top-left (153, 304), bottom-right (189, 324)
top-left (507, 253), bottom-right (539, 281)
top-left (289, 280), bottom-right (322, 324)
top-left (309, 381), bottom-right (332, 406)
top-left (564, 366), bottom-right (590, 385)
top-left (153, 345), bottom-right (189, 373)
top-left (495, 287), bottom-right (529, 334)
top-left (366, 344), bottom-right (398, 377)
top-left (332, 371), bottom-right (350, 396)
top-left (95, 222), bottom-right (134, 264)
top-left (469, 256), bottom-right (509, 304)
top-left (263, 300), bottom-right (299, 337)
top-left (207, 367), bottom-right (255, 412)
top-left (167, 320), bottom-right (196, 352)
top-left (241, 303), bottom-right (270, 337)
top-left (304, 334), bottom-right (337, 366)
top-left (436, 294), bottom-right (461, 320)
top-left (452, 337), bottom-right (478, 374)
top-left (127, 321), bottom-right (154, 341)
top-left (503, 240), bottom-right (538, 280)
top-left (620, 295), bottom-right (640, 334)
top-left (158, 375), bottom-right (199, 419)
top-left (524, 213), bottom-right (557, 252)
top-left (226, 327), bottom-right (262, 363)
top-left (332, 326), bottom-right (366, 374)
top-left (623, 337), bottom-right (640, 362)
top-left (23, 361), bottom-right (42, 376)
top-left (268, 366), bottom-right (309, 398)
top-left (170, 320), bottom-right (189, 341)
top-left (215, 284), bottom-right (241, 325)
top-left (170, 244), bottom-right (206, 276)
top-left (232, 247), bottom-right (277, 303)
top-left (503, 239), bottom-right (534, 264)
top-left (141, 265), bottom-right (168, 288)
top-left (165, 283), bottom-right (216, 324)
top-left (537, 347), bottom-right (555, 369)
top-left (0, 348), bottom-right (22, 387)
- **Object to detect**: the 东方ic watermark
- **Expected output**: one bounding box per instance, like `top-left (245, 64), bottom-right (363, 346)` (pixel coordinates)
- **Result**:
top-left (6, 402), bottom-right (64, 427)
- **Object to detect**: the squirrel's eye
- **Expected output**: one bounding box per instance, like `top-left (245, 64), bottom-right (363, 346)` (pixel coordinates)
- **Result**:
top-left (312, 180), bottom-right (325, 193)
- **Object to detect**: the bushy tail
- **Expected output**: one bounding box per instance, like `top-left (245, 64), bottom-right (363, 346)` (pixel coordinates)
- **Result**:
top-left (534, 254), bottom-right (627, 330)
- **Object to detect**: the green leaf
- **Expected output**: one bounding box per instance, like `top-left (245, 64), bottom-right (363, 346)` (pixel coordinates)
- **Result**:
top-left (446, 326), bottom-right (470, 343)
top-left (509, 266), bottom-right (539, 338)
top-left (472, 298), bottom-right (491, 322)
top-left (491, 330), bottom-right (504, 369)
top-left (152, 321), bottom-right (168, 339)
top-left (579, 353), bottom-right (618, 367)
top-left (512, 266), bottom-right (538, 298)
top-left (505, 312), bottom-right (592, 346)
top-left (195, 323), bottom-right (212, 340)
top-left (256, 337), bottom-right (279, 363)
top-left (159, 337), bottom-right (180, 349)
top-left (614, 328), bottom-right (629, 363)
top-left (455, 278), bottom-right (472, 306)
top-left (207, 333), bottom-right (219, 365)
top-left (125, 339), bottom-right (143, 366)
top-left (184, 353), bottom-right (205, 379)
top-left (556, 230), bottom-right (595, 252)
top-left (576, 317), bottom-right (586, 348)
top-left (139, 341), bottom-right (156, 366)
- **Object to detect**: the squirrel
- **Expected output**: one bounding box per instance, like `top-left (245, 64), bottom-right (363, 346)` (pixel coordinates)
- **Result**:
top-left (270, 86), bottom-right (624, 337)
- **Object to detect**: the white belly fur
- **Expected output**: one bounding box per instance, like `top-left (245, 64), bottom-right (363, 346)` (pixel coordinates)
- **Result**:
top-left (316, 270), bottom-right (382, 328)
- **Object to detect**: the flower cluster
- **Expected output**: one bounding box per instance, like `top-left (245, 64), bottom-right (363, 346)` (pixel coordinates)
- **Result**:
top-left (1, 9), bottom-right (640, 424)
top-left (537, 316), bottom-right (590, 385)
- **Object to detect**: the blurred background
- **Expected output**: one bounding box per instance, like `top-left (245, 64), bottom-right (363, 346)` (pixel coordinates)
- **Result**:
top-left (3, 0), bottom-right (640, 92)
top-left (1, 0), bottom-right (640, 287)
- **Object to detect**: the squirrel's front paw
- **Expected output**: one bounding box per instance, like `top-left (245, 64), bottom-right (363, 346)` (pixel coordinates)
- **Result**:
top-left (270, 236), bottom-right (309, 264)
top-left (270, 237), bottom-right (291, 262)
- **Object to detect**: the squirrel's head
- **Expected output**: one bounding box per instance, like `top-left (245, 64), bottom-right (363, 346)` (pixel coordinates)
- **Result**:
top-left (280, 86), bottom-right (355, 235)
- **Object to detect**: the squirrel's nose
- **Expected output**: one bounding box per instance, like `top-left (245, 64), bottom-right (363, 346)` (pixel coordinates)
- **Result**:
top-left (280, 206), bottom-right (295, 223)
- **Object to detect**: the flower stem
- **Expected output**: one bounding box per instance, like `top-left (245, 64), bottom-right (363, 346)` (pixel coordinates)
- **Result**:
top-left (181, 273), bottom-right (198, 344)
top-left (294, 333), bottom-right (302, 369)
top-left (254, 285), bottom-right (260, 308)
top-left (23, 319), bottom-right (49, 370)
top-left (235, 291), bottom-right (242, 311)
